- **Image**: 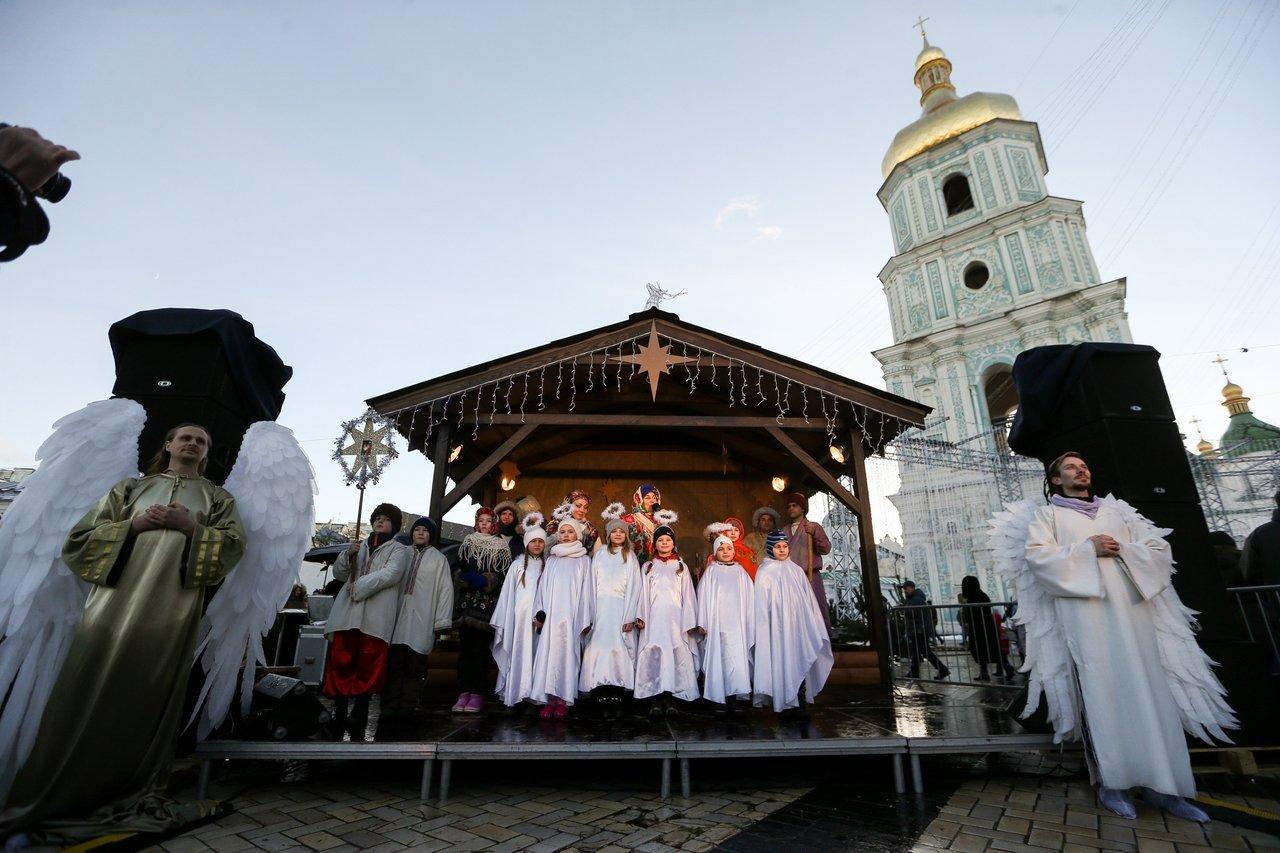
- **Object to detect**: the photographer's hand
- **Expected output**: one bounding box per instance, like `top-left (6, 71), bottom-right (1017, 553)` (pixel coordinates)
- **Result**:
top-left (0, 126), bottom-right (79, 194)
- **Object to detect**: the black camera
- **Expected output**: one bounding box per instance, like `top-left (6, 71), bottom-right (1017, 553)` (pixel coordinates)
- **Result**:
top-left (0, 123), bottom-right (71, 202)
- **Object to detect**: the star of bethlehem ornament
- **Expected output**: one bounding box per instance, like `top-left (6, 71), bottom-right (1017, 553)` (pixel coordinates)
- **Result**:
top-left (333, 408), bottom-right (399, 487)
top-left (610, 322), bottom-right (697, 401)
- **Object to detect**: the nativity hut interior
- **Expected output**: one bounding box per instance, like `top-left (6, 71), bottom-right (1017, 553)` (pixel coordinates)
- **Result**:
top-left (367, 308), bottom-right (929, 683)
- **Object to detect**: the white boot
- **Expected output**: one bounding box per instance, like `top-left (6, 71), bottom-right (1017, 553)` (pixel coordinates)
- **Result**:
top-left (1141, 789), bottom-right (1210, 823)
top-left (1097, 786), bottom-right (1136, 819)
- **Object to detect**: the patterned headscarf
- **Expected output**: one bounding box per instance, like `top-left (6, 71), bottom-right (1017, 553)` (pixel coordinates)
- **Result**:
top-left (724, 517), bottom-right (746, 539)
top-left (474, 506), bottom-right (495, 531)
top-left (633, 483), bottom-right (660, 511)
top-left (567, 489), bottom-right (590, 505)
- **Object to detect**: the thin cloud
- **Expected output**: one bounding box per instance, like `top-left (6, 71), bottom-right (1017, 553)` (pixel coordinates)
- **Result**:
top-left (713, 196), bottom-right (761, 230)
top-left (755, 225), bottom-right (783, 240)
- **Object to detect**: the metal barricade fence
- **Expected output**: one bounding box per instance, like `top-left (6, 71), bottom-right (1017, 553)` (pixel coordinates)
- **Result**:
top-left (887, 601), bottom-right (1023, 686)
top-left (1227, 584), bottom-right (1280, 673)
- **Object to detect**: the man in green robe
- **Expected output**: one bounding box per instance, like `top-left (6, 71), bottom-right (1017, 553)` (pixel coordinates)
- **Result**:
top-left (1, 423), bottom-right (244, 841)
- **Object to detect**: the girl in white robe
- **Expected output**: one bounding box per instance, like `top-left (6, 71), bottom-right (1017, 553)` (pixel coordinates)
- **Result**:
top-left (579, 518), bottom-right (643, 716)
top-left (530, 517), bottom-right (594, 718)
top-left (489, 519), bottom-right (546, 709)
top-left (633, 524), bottom-right (700, 714)
top-left (696, 535), bottom-right (755, 711)
top-left (753, 532), bottom-right (833, 715)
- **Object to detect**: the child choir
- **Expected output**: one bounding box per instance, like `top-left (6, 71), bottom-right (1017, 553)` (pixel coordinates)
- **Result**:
top-left (327, 485), bottom-right (832, 730)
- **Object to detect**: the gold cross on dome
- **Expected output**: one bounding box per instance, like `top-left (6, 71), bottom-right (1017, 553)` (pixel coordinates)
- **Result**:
top-left (610, 322), bottom-right (698, 402)
top-left (1212, 353), bottom-right (1231, 380)
top-left (913, 15), bottom-right (930, 40)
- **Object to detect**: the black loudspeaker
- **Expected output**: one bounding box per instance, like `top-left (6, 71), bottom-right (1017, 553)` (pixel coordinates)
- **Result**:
top-left (108, 309), bottom-right (291, 485)
top-left (1035, 420), bottom-right (1199, 504)
top-left (1051, 348), bottom-right (1174, 427)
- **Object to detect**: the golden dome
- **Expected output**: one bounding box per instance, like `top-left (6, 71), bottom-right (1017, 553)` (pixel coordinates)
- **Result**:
top-left (1195, 437), bottom-right (1214, 457)
top-left (1222, 381), bottom-right (1243, 399)
top-left (882, 38), bottom-right (1023, 178)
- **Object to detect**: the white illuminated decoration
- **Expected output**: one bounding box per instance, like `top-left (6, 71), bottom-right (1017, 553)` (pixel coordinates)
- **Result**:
top-left (333, 408), bottom-right (398, 487)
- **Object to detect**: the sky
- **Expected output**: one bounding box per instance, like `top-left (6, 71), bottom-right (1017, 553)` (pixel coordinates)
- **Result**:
top-left (1, 0), bottom-right (1277, 529)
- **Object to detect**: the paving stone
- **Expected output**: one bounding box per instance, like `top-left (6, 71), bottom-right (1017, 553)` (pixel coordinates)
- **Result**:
top-left (1134, 839), bottom-right (1176, 853)
top-left (296, 831), bottom-right (345, 851)
top-left (950, 831), bottom-right (992, 852)
top-left (528, 833), bottom-right (580, 852)
top-left (996, 815), bottom-right (1031, 835)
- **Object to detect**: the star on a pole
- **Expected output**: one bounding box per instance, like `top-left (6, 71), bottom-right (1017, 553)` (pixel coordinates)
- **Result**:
top-left (611, 322), bottom-right (697, 401)
top-left (337, 410), bottom-right (396, 484)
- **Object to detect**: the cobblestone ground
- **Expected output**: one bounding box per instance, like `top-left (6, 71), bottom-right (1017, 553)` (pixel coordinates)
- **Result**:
top-left (144, 754), bottom-right (1279, 852)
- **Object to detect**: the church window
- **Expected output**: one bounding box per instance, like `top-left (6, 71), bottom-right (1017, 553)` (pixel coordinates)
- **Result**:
top-left (982, 364), bottom-right (1019, 424)
top-left (942, 173), bottom-right (975, 216)
top-left (963, 261), bottom-right (989, 290)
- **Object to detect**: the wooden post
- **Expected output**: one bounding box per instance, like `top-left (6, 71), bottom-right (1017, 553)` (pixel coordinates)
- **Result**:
top-left (848, 428), bottom-right (891, 685)
top-left (429, 421), bottom-right (452, 529)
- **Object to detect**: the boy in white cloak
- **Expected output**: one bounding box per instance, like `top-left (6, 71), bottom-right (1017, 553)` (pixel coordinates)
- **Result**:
top-left (580, 516), bottom-right (643, 718)
top-left (385, 517), bottom-right (454, 715)
top-left (992, 452), bottom-right (1235, 822)
top-left (753, 530), bottom-right (833, 717)
top-left (695, 534), bottom-right (754, 714)
top-left (490, 515), bottom-right (547, 710)
top-left (632, 524), bottom-right (700, 716)
top-left (530, 517), bottom-right (594, 719)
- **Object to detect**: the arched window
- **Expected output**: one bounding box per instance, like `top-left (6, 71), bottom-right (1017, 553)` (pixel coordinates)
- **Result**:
top-left (942, 173), bottom-right (975, 216)
top-left (982, 364), bottom-right (1019, 423)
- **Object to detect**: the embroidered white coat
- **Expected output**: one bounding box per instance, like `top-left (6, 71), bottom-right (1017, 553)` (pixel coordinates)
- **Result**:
top-left (325, 538), bottom-right (411, 644)
top-left (390, 545), bottom-right (453, 654)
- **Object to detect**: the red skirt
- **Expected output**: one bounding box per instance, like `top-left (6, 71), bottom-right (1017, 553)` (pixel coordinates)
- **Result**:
top-left (322, 629), bottom-right (390, 698)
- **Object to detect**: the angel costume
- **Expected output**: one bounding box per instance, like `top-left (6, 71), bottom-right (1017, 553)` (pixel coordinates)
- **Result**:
top-left (991, 496), bottom-right (1236, 798)
top-left (2, 472), bottom-right (244, 835)
top-left (579, 540), bottom-right (643, 694)
top-left (529, 529), bottom-right (594, 705)
top-left (490, 541), bottom-right (545, 707)
top-left (753, 538), bottom-right (834, 712)
top-left (633, 554), bottom-right (701, 701)
top-left (697, 543), bottom-right (755, 704)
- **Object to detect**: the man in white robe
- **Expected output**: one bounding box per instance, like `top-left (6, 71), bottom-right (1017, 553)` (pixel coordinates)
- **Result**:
top-left (696, 535), bottom-right (754, 712)
top-left (753, 531), bottom-right (833, 716)
top-left (994, 452), bottom-right (1235, 822)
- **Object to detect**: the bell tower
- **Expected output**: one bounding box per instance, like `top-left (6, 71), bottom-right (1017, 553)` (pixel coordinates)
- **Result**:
top-left (872, 32), bottom-right (1133, 601)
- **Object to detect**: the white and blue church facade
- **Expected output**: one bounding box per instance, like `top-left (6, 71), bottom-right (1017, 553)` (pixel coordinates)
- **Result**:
top-left (872, 36), bottom-right (1133, 602)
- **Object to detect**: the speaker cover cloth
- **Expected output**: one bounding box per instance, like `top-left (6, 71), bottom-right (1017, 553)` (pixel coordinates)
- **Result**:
top-left (109, 308), bottom-right (292, 423)
top-left (1008, 342), bottom-right (1161, 456)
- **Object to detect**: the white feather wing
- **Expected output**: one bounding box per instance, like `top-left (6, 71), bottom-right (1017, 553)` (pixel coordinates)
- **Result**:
top-left (989, 499), bottom-right (1082, 743)
top-left (1102, 497), bottom-right (1237, 743)
top-left (0, 398), bottom-right (145, 793)
top-left (191, 421), bottom-right (316, 740)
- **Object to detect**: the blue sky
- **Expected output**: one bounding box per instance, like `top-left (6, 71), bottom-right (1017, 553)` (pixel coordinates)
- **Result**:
top-left (1, 0), bottom-right (1277, 525)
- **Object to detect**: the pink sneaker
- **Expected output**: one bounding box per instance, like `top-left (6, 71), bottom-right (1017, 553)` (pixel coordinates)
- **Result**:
top-left (464, 693), bottom-right (484, 713)
top-left (452, 693), bottom-right (471, 713)
top-left (552, 700), bottom-right (569, 719)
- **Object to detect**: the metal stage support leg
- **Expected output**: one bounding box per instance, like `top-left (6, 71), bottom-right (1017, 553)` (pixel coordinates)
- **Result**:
top-left (440, 759), bottom-right (452, 802)
top-left (910, 754), bottom-right (923, 794)
top-left (420, 758), bottom-right (434, 803)
top-left (660, 758), bottom-right (671, 799)
top-left (197, 759), bottom-right (211, 800)
top-left (680, 758), bottom-right (691, 799)
top-left (892, 754), bottom-right (904, 794)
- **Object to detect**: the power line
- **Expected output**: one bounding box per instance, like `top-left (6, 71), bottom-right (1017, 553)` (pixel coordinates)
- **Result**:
top-left (1014, 0), bottom-right (1084, 95)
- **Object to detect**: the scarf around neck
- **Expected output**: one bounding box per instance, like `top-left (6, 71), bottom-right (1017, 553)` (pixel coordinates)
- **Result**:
top-left (550, 539), bottom-right (587, 558)
top-left (1051, 494), bottom-right (1102, 519)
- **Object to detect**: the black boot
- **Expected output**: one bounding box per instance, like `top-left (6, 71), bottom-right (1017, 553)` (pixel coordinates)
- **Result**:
top-left (348, 696), bottom-right (371, 741)
top-left (331, 697), bottom-right (349, 740)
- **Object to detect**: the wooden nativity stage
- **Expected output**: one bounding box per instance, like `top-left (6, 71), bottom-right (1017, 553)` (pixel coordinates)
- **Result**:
top-left (197, 309), bottom-right (1065, 799)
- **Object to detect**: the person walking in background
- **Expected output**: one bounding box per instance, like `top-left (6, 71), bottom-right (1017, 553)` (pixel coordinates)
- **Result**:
top-left (900, 580), bottom-right (949, 679)
top-left (957, 575), bottom-right (1015, 682)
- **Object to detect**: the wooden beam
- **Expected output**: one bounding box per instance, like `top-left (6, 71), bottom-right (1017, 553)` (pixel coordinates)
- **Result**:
top-left (848, 427), bottom-right (891, 686)
top-left (428, 421), bottom-right (453, 529)
top-left (485, 414), bottom-right (827, 429)
top-left (438, 423), bottom-right (538, 516)
top-left (764, 425), bottom-right (864, 516)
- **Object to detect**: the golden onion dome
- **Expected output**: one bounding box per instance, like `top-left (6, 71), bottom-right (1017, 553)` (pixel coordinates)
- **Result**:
top-left (1222, 381), bottom-right (1244, 399)
top-left (1195, 437), bottom-right (1214, 457)
top-left (882, 38), bottom-right (1023, 178)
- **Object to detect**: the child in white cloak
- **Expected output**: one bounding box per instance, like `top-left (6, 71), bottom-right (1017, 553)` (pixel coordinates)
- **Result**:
top-left (696, 534), bottom-right (755, 714)
top-left (633, 524), bottom-right (700, 716)
top-left (753, 530), bottom-right (833, 717)
top-left (580, 517), bottom-right (643, 718)
top-left (490, 516), bottom-right (547, 709)
top-left (530, 517), bottom-right (594, 719)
